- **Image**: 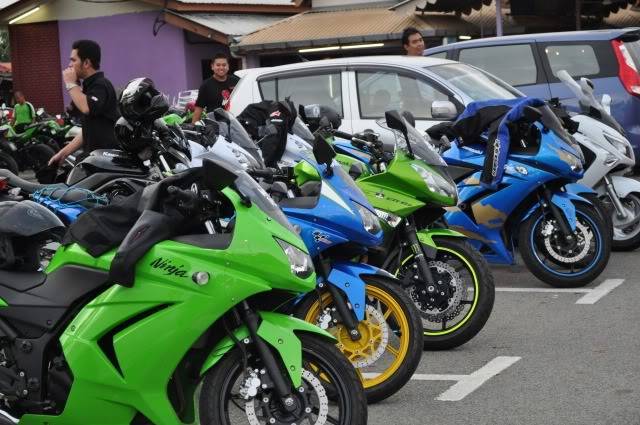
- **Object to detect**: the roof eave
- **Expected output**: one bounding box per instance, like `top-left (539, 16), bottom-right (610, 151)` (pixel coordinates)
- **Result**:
top-left (141, 0), bottom-right (308, 14)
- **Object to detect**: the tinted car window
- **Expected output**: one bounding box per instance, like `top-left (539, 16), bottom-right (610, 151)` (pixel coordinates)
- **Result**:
top-left (356, 71), bottom-right (449, 119)
top-left (545, 44), bottom-right (600, 77)
top-left (428, 63), bottom-right (520, 101)
top-left (259, 73), bottom-right (343, 116)
top-left (427, 51), bottom-right (447, 59)
top-left (459, 44), bottom-right (537, 86)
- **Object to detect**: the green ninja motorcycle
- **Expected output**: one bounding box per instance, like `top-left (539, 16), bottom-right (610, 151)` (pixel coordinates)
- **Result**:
top-left (300, 108), bottom-right (495, 351)
top-left (0, 159), bottom-right (366, 425)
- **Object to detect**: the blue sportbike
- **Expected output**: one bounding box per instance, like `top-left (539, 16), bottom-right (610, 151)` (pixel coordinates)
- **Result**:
top-left (436, 98), bottom-right (611, 287)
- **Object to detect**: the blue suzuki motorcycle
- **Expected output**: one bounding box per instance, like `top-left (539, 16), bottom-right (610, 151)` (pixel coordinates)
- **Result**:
top-left (437, 99), bottom-right (611, 287)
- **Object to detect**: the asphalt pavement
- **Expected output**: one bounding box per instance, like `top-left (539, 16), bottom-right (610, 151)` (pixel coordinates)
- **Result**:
top-left (369, 251), bottom-right (640, 425)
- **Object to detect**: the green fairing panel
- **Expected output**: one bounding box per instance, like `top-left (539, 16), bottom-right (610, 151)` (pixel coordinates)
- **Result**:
top-left (200, 311), bottom-right (335, 388)
top-left (294, 160), bottom-right (321, 187)
top-left (416, 228), bottom-right (466, 249)
top-left (335, 154), bottom-right (372, 178)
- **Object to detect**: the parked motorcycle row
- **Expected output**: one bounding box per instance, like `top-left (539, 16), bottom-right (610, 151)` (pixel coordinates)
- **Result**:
top-left (0, 104), bottom-right (81, 178)
top-left (0, 66), bottom-right (633, 424)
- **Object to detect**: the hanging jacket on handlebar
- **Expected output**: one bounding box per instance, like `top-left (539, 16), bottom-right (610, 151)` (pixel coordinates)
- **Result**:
top-left (452, 97), bottom-right (546, 190)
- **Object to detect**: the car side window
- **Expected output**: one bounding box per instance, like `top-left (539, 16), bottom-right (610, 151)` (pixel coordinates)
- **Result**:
top-left (544, 44), bottom-right (600, 78)
top-left (356, 71), bottom-right (449, 119)
top-left (458, 44), bottom-right (538, 86)
top-left (427, 51), bottom-right (447, 59)
top-left (258, 73), bottom-right (343, 115)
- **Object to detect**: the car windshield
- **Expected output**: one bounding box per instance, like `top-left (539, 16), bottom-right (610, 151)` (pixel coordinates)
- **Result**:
top-left (376, 118), bottom-right (447, 166)
top-left (428, 63), bottom-right (520, 101)
top-left (234, 171), bottom-right (296, 233)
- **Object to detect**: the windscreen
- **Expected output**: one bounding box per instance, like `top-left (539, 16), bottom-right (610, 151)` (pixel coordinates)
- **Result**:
top-left (291, 116), bottom-right (315, 143)
top-left (207, 110), bottom-right (264, 165)
top-left (376, 118), bottom-right (447, 166)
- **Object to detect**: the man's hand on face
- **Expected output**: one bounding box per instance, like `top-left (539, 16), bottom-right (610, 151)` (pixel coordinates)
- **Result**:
top-left (63, 67), bottom-right (78, 85)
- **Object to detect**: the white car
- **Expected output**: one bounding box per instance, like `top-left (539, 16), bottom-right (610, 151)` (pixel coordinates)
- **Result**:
top-left (229, 56), bottom-right (521, 139)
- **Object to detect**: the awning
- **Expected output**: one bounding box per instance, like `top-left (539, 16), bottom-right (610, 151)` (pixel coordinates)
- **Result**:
top-left (164, 10), bottom-right (289, 44)
top-left (234, 7), bottom-right (476, 54)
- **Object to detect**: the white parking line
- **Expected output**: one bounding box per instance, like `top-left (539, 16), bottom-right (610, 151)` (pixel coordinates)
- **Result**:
top-left (364, 356), bottom-right (521, 401)
top-left (496, 279), bottom-right (625, 304)
top-left (434, 356), bottom-right (521, 401)
top-left (575, 279), bottom-right (625, 304)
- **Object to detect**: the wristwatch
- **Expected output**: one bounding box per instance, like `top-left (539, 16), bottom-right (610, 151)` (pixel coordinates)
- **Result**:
top-left (65, 82), bottom-right (79, 91)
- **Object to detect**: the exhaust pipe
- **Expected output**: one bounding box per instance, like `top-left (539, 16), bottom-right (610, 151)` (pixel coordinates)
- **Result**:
top-left (0, 409), bottom-right (18, 424)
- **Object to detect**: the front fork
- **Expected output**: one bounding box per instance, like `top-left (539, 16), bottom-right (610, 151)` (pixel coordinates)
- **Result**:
top-left (399, 217), bottom-right (436, 287)
top-left (603, 175), bottom-right (629, 220)
top-left (239, 301), bottom-right (298, 413)
top-left (541, 186), bottom-right (576, 243)
top-left (315, 255), bottom-right (362, 341)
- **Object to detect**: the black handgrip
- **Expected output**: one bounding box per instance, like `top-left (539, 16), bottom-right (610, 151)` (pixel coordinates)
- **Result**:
top-left (332, 130), bottom-right (353, 140)
top-left (247, 167), bottom-right (280, 179)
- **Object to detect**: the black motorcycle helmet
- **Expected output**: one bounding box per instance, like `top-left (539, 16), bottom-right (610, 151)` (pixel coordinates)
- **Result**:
top-left (119, 77), bottom-right (169, 123)
top-left (114, 116), bottom-right (150, 153)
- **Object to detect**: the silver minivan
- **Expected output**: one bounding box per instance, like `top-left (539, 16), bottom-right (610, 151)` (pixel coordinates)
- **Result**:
top-left (229, 56), bottom-right (521, 139)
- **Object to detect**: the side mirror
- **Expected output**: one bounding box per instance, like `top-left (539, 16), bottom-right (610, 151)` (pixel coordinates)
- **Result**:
top-left (385, 110), bottom-right (407, 134)
top-left (401, 110), bottom-right (416, 127)
top-left (312, 134), bottom-right (336, 168)
top-left (431, 100), bottom-right (458, 120)
top-left (36, 108), bottom-right (44, 117)
top-left (202, 158), bottom-right (238, 192)
top-left (522, 106), bottom-right (542, 123)
top-left (602, 94), bottom-right (612, 114)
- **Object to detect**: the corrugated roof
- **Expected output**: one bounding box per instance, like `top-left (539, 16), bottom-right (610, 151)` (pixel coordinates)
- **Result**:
top-left (604, 5), bottom-right (640, 26)
top-left (415, 0), bottom-right (636, 16)
top-left (237, 7), bottom-right (475, 50)
top-left (175, 0), bottom-right (295, 4)
top-left (175, 13), bottom-right (288, 35)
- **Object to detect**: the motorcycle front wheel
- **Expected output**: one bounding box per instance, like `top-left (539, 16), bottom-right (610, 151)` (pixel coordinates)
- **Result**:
top-left (392, 237), bottom-right (495, 350)
top-left (519, 202), bottom-right (611, 287)
top-left (296, 275), bottom-right (422, 404)
top-left (199, 334), bottom-right (367, 425)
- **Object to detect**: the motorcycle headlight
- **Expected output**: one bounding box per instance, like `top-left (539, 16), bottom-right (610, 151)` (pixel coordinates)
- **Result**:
top-left (275, 238), bottom-right (314, 279)
top-left (375, 209), bottom-right (402, 227)
top-left (410, 164), bottom-right (456, 198)
top-left (567, 154), bottom-right (583, 172)
top-left (354, 202), bottom-right (381, 234)
top-left (603, 132), bottom-right (631, 157)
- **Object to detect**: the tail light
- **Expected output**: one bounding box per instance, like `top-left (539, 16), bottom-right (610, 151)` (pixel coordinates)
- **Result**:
top-left (56, 118), bottom-right (65, 126)
top-left (612, 39), bottom-right (640, 96)
top-left (0, 178), bottom-right (7, 191)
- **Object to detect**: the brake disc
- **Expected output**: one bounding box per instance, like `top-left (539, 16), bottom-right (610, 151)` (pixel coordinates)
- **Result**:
top-left (543, 220), bottom-right (592, 263)
top-left (407, 260), bottom-right (465, 323)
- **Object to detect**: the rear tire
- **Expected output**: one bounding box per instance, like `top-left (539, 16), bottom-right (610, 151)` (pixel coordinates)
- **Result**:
top-left (25, 144), bottom-right (55, 174)
top-left (0, 151), bottom-right (19, 175)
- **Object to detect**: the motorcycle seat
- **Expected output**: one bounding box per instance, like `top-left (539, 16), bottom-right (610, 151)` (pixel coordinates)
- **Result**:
top-left (0, 270), bottom-right (46, 292)
top-left (0, 169), bottom-right (67, 194)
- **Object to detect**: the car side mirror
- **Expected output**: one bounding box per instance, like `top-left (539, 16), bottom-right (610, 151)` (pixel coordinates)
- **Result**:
top-left (431, 100), bottom-right (458, 120)
top-left (202, 158), bottom-right (238, 192)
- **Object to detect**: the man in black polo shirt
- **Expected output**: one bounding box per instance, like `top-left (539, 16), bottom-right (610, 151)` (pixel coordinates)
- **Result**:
top-left (49, 39), bottom-right (118, 165)
top-left (191, 52), bottom-right (239, 123)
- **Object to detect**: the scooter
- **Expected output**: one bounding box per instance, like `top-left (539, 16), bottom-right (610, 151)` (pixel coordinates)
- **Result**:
top-left (440, 98), bottom-right (611, 288)
top-left (554, 69), bottom-right (640, 251)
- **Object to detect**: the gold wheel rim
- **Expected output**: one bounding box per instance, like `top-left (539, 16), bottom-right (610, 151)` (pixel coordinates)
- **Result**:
top-left (303, 284), bottom-right (410, 388)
